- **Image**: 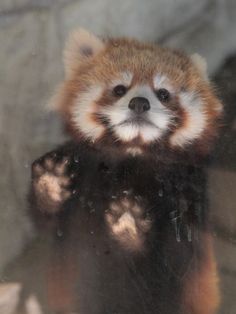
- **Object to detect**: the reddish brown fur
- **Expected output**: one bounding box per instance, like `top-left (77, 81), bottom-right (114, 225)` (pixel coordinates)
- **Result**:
top-left (52, 36), bottom-right (222, 156)
top-left (47, 246), bottom-right (78, 313)
top-left (182, 233), bottom-right (220, 314)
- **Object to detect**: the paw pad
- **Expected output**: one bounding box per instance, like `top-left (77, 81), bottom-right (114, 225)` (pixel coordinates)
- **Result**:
top-left (106, 197), bottom-right (151, 251)
top-left (32, 157), bottom-right (72, 213)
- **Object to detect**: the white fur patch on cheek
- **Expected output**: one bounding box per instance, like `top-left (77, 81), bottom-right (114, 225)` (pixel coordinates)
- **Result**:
top-left (170, 92), bottom-right (206, 147)
top-left (102, 106), bottom-right (128, 126)
top-left (148, 110), bottom-right (172, 131)
top-left (71, 86), bottom-right (105, 140)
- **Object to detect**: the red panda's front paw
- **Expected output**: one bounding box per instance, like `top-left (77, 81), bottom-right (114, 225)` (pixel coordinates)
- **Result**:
top-left (105, 197), bottom-right (152, 252)
top-left (32, 156), bottom-right (72, 214)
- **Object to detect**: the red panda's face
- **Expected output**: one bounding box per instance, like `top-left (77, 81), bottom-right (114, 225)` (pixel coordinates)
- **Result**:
top-left (54, 30), bottom-right (222, 156)
top-left (70, 69), bottom-right (176, 151)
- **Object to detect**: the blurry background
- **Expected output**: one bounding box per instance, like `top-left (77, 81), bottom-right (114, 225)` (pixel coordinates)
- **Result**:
top-left (0, 0), bottom-right (236, 313)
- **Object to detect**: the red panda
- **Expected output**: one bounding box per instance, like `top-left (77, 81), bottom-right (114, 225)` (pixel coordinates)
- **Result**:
top-left (30, 29), bottom-right (222, 314)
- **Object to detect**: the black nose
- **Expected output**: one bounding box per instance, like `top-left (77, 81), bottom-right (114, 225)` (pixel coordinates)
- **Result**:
top-left (128, 97), bottom-right (150, 114)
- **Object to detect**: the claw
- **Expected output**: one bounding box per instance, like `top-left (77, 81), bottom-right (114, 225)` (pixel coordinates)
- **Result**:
top-left (54, 159), bottom-right (68, 175)
top-left (110, 202), bottom-right (123, 216)
top-left (44, 158), bottom-right (54, 171)
top-left (32, 164), bottom-right (44, 177)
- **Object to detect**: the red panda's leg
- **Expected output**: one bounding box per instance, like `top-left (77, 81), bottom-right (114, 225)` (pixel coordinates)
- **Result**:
top-left (182, 233), bottom-right (220, 314)
top-left (46, 244), bottom-right (78, 313)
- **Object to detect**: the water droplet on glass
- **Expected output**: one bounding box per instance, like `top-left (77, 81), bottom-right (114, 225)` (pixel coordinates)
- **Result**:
top-left (175, 221), bottom-right (181, 242)
top-left (90, 230), bottom-right (94, 235)
top-left (169, 211), bottom-right (181, 242)
top-left (158, 189), bottom-right (163, 197)
top-left (79, 196), bottom-right (85, 203)
top-left (134, 195), bottom-right (142, 201)
top-left (57, 229), bottom-right (63, 237)
top-left (72, 190), bottom-right (76, 195)
top-left (73, 154), bottom-right (79, 163)
top-left (196, 203), bottom-right (202, 224)
top-left (187, 225), bottom-right (192, 242)
top-left (194, 228), bottom-right (199, 241)
top-left (123, 189), bottom-right (132, 195)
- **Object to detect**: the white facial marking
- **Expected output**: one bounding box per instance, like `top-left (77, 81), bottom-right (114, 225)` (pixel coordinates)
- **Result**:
top-left (101, 85), bottom-right (172, 143)
top-left (139, 125), bottom-right (162, 142)
top-left (153, 74), bottom-right (175, 93)
top-left (110, 71), bottom-right (133, 87)
top-left (170, 91), bottom-right (206, 147)
top-left (114, 124), bottom-right (139, 141)
top-left (72, 85), bottom-right (105, 140)
top-left (121, 71), bottom-right (133, 86)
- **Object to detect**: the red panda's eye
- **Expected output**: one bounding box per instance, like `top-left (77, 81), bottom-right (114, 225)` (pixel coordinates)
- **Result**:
top-left (156, 88), bottom-right (171, 102)
top-left (113, 85), bottom-right (127, 97)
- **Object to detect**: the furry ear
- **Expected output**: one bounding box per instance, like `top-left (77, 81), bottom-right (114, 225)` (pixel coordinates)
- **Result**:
top-left (191, 53), bottom-right (208, 81)
top-left (64, 28), bottom-right (105, 79)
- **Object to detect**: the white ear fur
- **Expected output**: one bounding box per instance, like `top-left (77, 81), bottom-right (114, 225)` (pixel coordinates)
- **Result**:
top-left (64, 28), bottom-right (105, 79)
top-left (191, 53), bottom-right (208, 81)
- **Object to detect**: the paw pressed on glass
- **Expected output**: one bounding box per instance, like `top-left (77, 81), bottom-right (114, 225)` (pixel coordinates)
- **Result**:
top-left (106, 197), bottom-right (151, 251)
top-left (32, 156), bottom-right (71, 213)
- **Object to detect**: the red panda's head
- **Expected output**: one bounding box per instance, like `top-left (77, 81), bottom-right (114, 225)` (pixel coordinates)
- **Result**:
top-left (51, 29), bottom-right (223, 158)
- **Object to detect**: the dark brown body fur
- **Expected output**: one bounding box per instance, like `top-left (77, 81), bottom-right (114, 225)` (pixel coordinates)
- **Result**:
top-left (30, 141), bottom-right (219, 314)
